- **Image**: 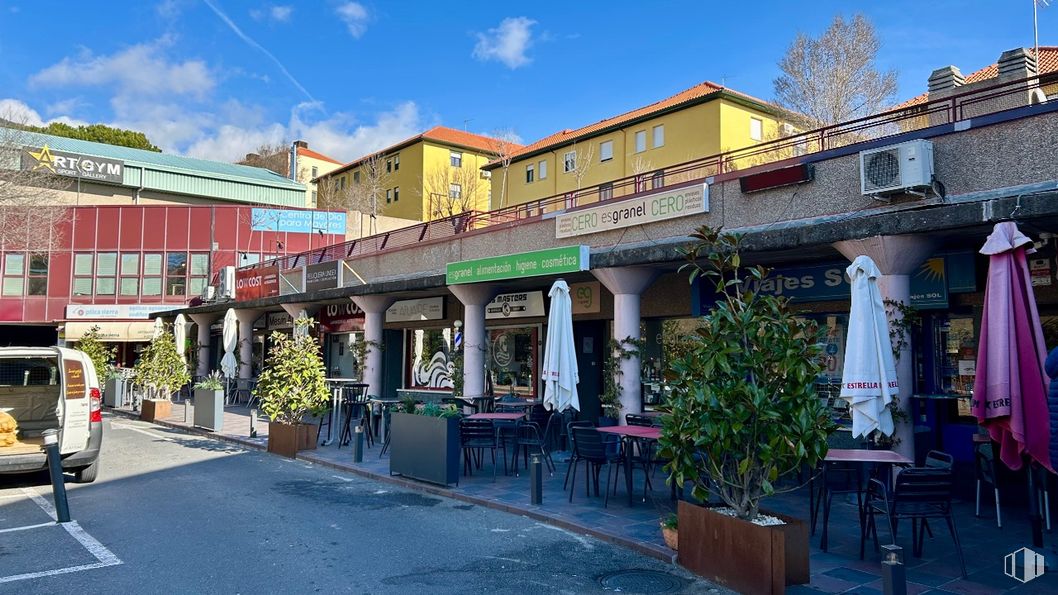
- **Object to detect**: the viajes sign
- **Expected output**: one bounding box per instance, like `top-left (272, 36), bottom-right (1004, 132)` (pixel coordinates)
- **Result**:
top-left (22, 145), bottom-right (124, 184)
top-left (555, 183), bottom-right (708, 238)
top-left (446, 245), bottom-right (590, 284)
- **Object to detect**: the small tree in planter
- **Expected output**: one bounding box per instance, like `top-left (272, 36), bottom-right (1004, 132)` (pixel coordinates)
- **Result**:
top-left (389, 402), bottom-right (463, 486)
top-left (135, 328), bottom-right (190, 422)
top-left (658, 226), bottom-right (832, 593)
top-left (75, 325), bottom-right (116, 381)
top-left (254, 317), bottom-right (329, 458)
top-left (193, 371), bottom-right (226, 431)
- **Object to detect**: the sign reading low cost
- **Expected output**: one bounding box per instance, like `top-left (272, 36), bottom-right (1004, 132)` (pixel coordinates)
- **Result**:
top-left (555, 184), bottom-right (708, 238)
top-left (235, 266), bottom-right (279, 301)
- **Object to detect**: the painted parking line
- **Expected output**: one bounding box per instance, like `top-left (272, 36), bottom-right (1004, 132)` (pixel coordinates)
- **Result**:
top-left (0, 487), bottom-right (123, 585)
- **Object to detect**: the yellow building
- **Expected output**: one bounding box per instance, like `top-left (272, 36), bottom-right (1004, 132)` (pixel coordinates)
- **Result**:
top-left (293, 142), bottom-right (344, 208)
top-left (485, 81), bottom-right (794, 210)
top-left (316, 127), bottom-right (516, 222)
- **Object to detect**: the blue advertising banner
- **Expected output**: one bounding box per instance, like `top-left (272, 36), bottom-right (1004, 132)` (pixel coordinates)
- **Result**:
top-left (251, 208), bottom-right (346, 234)
top-left (692, 253), bottom-right (976, 315)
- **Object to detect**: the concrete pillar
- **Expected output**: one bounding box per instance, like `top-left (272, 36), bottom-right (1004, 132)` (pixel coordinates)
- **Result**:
top-left (187, 313), bottom-right (219, 378)
top-left (448, 285), bottom-right (500, 398)
top-left (281, 303), bottom-right (319, 337)
top-left (592, 267), bottom-right (659, 423)
top-left (351, 295), bottom-right (395, 397)
top-left (234, 309), bottom-right (261, 379)
top-left (834, 235), bottom-right (938, 460)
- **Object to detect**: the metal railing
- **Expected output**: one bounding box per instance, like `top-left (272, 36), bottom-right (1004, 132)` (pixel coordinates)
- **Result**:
top-left (238, 72), bottom-right (1056, 274)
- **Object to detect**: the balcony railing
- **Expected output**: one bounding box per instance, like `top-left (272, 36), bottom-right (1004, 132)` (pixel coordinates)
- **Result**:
top-left (239, 72), bottom-right (1055, 275)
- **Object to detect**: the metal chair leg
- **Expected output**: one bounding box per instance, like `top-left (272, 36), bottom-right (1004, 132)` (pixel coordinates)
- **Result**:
top-left (995, 488), bottom-right (1002, 528)
top-left (945, 514), bottom-right (967, 579)
top-left (975, 480), bottom-right (981, 517)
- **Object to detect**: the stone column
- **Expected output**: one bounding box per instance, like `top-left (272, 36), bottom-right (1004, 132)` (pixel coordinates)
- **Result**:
top-left (281, 303), bottom-right (319, 337)
top-left (592, 267), bottom-right (659, 423)
top-left (351, 295), bottom-right (395, 397)
top-left (234, 309), bottom-right (261, 379)
top-left (448, 285), bottom-right (500, 399)
top-left (834, 234), bottom-right (938, 460)
top-left (187, 313), bottom-right (219, 378)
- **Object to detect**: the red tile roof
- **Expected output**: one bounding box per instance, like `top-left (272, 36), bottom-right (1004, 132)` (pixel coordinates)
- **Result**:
top-left (895, 47), bottom-right (1058, 109)
top-left (493, 81), bottom-right (782, 166)
top-left (297, 146), bottom-right (342, 165)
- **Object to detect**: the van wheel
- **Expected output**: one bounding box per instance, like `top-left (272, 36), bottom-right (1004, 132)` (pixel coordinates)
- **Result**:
top-left (74, 461), bottom-right (99, 483)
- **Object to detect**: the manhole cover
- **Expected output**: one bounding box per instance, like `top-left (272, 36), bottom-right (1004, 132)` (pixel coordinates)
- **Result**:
top-left (598, 569), bottom-right (685, 593)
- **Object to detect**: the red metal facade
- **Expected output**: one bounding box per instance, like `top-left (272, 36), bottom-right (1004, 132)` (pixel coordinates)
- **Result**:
top-left (0, 205), bottom-right (344, 323)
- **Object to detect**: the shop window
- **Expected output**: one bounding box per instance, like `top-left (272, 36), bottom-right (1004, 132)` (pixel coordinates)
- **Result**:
top-left (525, 164), bottom-right (534, 183)
top-left (166, 253), bottom-right (187, 296)
top-left (407, 328), bottom-right (453, 390)
top-left (653, 124), bottom-right (665, 148)
top-left (538, 160), bottom-right (547, 180)
top-left (450, 151), bottom-right (462, 168)
top-left (635, 130), bottom-right (647, 153)
top-left (600, 140), bottom-right (613, 162)
top-left (27, 253), bottom-right (47, 295)
top-left (487, 326), bottom-right (539, 398)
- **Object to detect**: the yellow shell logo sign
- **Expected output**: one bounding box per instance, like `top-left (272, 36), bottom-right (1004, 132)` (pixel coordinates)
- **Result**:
top-left (26, 144), bottom-right (57, 173)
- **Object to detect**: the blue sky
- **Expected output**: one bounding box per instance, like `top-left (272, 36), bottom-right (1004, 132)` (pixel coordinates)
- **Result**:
top-left (0, 1), bottom-right (1054, 163)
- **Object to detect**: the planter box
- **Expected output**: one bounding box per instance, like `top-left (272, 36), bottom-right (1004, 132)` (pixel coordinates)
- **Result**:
top-left (140, 399), bottom-right (172, 422)
top-left (193, 388), bottom-right (224, 431)
top-left (268, 422), bottom-right (318, 458)
top-left (104, 377), bottom-right (124, 408)
top-left (389, 412), bottom-right (460, 486)
top-left (677, 501), bottom-right (809, 595)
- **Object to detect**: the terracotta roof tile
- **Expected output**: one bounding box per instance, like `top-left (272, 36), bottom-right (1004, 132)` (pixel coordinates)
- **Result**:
top-left (297, 146), bottom-right (342, 165)
top-left (895, 47), bottom-right (1058, 109)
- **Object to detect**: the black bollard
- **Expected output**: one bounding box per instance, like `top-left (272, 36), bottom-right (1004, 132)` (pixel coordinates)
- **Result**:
top-left (353, 425), bottom-right (364, 463)
top-left (530, 453), bottom-right (542, 505)
top-left (881, 544), bottom-right (906, 595)
top-left (42, 429), bottom-right (71, 523)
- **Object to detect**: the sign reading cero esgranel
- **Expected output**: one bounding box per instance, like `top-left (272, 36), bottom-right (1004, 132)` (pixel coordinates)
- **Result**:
top-left (555, 183), bottom-right (709, 238)
top-left (22, 145), bottom-right (124, 184)
top-left (446, 245), bottom-right (589, 285)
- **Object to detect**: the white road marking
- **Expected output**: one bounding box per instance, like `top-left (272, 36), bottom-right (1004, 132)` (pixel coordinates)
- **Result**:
top-left (0, 561), bottom-right (119, 584)
top-left (109, 421), bottom-right (177, 442)
top-left (531, 523), bottom-right (595, 550)
top-left (0, 521), bottom-right (54, 534)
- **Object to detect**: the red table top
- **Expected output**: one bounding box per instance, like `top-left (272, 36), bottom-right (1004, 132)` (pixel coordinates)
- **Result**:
top-left (825, 448), bottom-right (913, 465)
top-left (597, 425), bottom-right (662, 440)
top-left (468, 412), bottom-right (525, 421)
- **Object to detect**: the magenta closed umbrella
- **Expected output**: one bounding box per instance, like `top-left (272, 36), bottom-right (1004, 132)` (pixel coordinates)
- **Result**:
top-left (972, 222), bottom-right (1053, 473)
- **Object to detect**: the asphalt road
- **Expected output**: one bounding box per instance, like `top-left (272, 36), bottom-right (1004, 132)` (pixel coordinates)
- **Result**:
top-left (0, 414), bottom-right (718, 594)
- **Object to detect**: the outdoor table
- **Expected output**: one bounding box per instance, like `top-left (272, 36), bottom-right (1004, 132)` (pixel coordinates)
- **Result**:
top-left (817, 448), bottom-right (913, 552)
top-left (493, 400), bottom-right (539, 412)
top-left (467, 412), bottom-right (525, 421)
top-left (368, 397), bottom-right (401, 443)
top-left (323, 378), bottom-right (360, 446)
top-left (597, 425), bottom-right (662, 507)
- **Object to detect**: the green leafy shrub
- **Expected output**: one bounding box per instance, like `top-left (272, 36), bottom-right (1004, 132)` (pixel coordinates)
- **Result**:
top-left (419, 403), bottom-right (462, 419)
top-left (194, 371), bottom-right (225, 391)
top-left (75, 325), bottom-right (116, 380)
top-left (254, 317), bottom-right (329, 425)
top-left (134, 328), bottom-right (190, 401)
top-left (658, 226), bottom-right (833, 521)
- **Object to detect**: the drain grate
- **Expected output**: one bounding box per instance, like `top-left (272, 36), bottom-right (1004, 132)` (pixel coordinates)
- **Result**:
top-left (598, 569), bottom-right (686, 593)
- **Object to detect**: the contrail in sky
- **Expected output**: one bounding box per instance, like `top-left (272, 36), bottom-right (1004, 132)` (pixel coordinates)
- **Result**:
top-left (201, 0), bottom-right (316, 103)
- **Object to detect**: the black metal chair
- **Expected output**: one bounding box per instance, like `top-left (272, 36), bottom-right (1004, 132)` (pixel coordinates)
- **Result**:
top-left (460, 418), bottom-right (506, 481)
top-left (861, 467), bottom-right (966, 578)
top-left (563, 420), bottom-right (595, 489)
top-left (511, 419), bottom-right (555, 476)
top-left (567, 427), bottom-right (623, 507)
top-left (974, 443), bottom-right (1001, 528)
top-left (339, 385), bottom-right (372, 449)
top-left (924, 450), bottom-right (954, 470)
top-left (233, 378), bottom-right (256, 407)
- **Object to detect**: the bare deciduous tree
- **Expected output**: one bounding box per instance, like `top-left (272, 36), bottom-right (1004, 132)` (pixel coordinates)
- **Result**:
top-left (318, 153), bottom-right (389, 236)
top-left (485, 128), bottom-right (520, 208)
top-left (237, 142), bottom-right (290, 177)
top-left (0, 120), bottom-right (72, 252)
top-left (568, 142), bottom-right (595, 191)
top-left (421, 160), bottom-right (484, 220)
top-left (773, 14), bottom-right (897, 127)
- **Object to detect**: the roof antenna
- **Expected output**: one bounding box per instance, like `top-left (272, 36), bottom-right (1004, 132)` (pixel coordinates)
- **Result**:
top-left (463, 118), bottom-right (473, 132)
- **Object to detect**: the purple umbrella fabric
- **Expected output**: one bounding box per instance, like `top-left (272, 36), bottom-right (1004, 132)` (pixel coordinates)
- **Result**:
top-left (972, 222), bottom-right (1053, 472)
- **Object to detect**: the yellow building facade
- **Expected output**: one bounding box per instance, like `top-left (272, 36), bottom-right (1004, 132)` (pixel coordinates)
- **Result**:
top-left (317, 127), bottom-right (511, 222)
top-left (486, 82), bottom-right (793, 210)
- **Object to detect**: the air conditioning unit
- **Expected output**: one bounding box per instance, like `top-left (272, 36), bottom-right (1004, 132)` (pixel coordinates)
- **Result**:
top-left (860, 140), bottom-right (934, 196)
top-left (480, 170), bottom-right (492, 179)
top-left (218, 266), bottom-right (236, 299)
top-left (781, 122), bottom-right (797, 136)
top-left (200, 285), bottom-right (216, 302)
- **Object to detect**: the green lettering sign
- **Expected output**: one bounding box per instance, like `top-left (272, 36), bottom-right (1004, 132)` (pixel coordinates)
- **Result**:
top-left (446, 245), bottom-right (590, 284)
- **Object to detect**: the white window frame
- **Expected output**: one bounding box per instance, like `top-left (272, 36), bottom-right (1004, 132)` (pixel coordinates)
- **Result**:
top-left (386, 188), bottom-right (393, 203)
top-left (563, 151), bottom-right (576, 173)
top-left (653, 125), bottom-right (665, 148)
top-left (525, 163), bottom-right (535, 183)
top-left (634, 130), bottom-right (647, 153)
top-left (449, 183), bottom-right (462, 200)
top-left (450, 151), bottom-right (463, 168)
top-left (538, 160), bottom-right (547, 179)
top-left (393, 186), bottom-right (399, 202)
top-left (750, 117), bottom-right (764, 141)
top-left (599, 140), bottom-right (614, 162)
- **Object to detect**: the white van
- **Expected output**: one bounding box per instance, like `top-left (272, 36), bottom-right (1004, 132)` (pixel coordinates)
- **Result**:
top-left (0, 347), bottom-right (103, 483)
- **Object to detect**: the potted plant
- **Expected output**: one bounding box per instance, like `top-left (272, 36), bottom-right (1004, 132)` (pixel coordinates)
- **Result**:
top-left (75, 325), bottom-right (117, 404)
top-left (193, 371), bottom-right (226, 432)
top-left (254, 317), bottom-right (329, 458)
top-left (389, 402), bottom-right (462, 486)
top-left (660, 513), bottom-right (678, 551)
top-left (600, 337), bottom-right (643, 425)
top-left (135, 328), bottom-right (190, 423)
top-left (658, 226), bottom-right (832, 594)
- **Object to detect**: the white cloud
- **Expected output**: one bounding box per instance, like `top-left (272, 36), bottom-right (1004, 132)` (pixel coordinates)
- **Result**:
top-left (251, 5), bottom-right (293, 23)
top-left (29, 37), bottom-right (214, 100)
top-left (336, 2), bottom-right (369, 38)
top-left (0, 99), bottom-right (45, 126)
top-left (473, 17), bottom-right (536, 69)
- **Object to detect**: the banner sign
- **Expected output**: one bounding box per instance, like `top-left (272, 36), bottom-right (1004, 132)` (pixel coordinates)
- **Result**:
top-left (250, 208), bottom-right (346, 234)
top-left (235, 266), bottom-right (279, 301)
top-left (305, 261), bottom-right (339, 292)
top-left (267, 312), bottom-right (293, 329)
top-left (386, 297), bottom-right (445, 322)
top-left (486, 291), bottom-right (545, 320)
top-left (22, 145), bottom-right (124, 184)
top-left (569, 281), bottom-right (602, 315)
top-left (446, 245), bottom-right (589, 284)
top-left (320, 302), bottom-right (365, 333)
top-left (555, 184), bottom-right (708, 238)
top-left (65, 304), bottom-right (168, 320)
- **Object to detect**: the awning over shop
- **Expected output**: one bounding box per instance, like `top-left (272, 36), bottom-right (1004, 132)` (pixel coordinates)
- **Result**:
top-left (64, 321), bottom-right (156, 342)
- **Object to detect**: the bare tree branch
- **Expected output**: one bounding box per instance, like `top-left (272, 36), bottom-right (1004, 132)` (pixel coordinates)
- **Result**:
top-left (237, 142), bottom-right (290, 177)
top-left (421, 159), bottom-right (484, 220)
top-left (485, 128), bottom-right (520, 209)
top-left (318, 153), bottom-right (389, 235)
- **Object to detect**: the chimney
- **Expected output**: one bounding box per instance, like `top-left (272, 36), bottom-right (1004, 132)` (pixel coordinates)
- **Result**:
top-left (928, 66), bottom-right (964, 93)
top-left (294, 140), bottom-right (309, 149)
top-left (997, 48), bottom-right (1038, 80)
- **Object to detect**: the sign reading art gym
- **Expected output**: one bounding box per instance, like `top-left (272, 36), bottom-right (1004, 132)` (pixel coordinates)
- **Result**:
top-left (446, 246), bottom-right (590, 284)
top-left (555, 183), bottom-right (708, 238)
top-left (22, 145), bottom-right (124, 184)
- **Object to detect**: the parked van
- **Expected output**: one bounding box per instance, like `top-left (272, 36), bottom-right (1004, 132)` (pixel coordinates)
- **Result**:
top-left (0, 347), bottom-right (103, 482)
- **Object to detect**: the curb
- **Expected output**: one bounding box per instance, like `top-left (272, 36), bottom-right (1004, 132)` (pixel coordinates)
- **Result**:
top-left (107, 408), bottom-right (676, 564)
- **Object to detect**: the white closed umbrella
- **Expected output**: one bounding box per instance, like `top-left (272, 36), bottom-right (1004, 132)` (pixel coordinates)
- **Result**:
top-left (542, 280), bottom-right (579, 412)
top-left (174, 314), bottom-right (187, 362)
top-left (839, 255), bottom-right (897, 438)
top-left (152, 316), bottom-right (164, 339)
top-left (220, 309), bottom-right (238, 378)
